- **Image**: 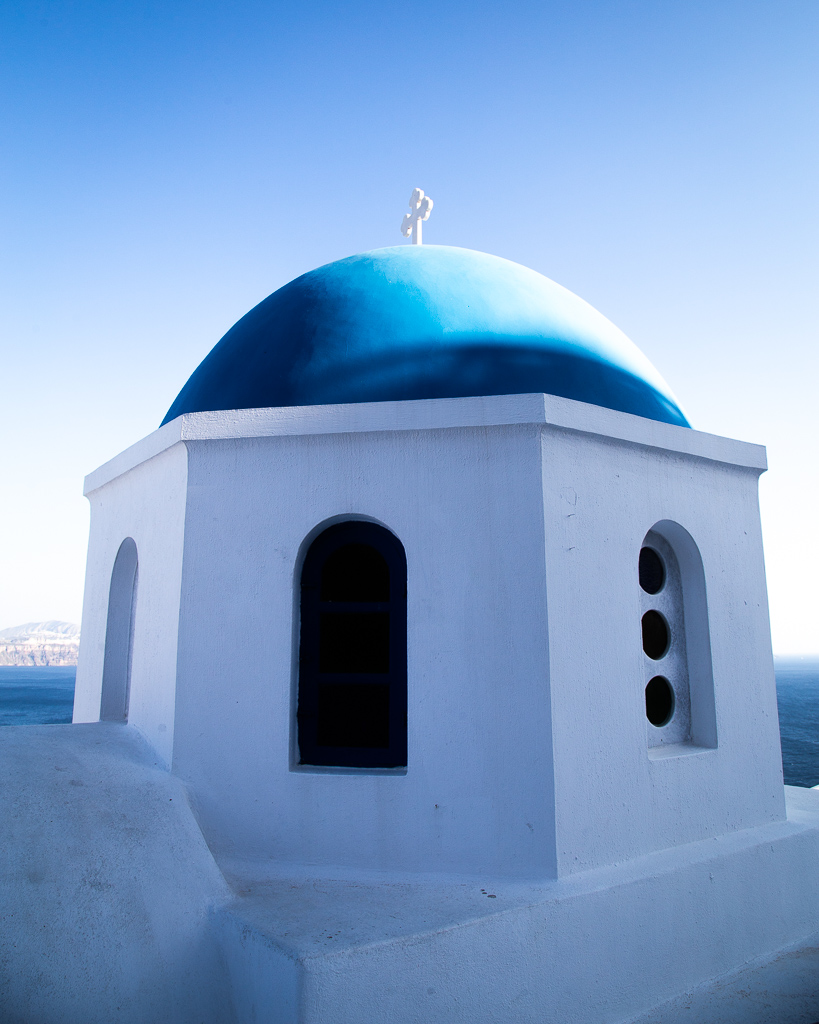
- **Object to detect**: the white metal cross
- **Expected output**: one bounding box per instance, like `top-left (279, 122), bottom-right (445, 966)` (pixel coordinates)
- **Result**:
top-left (401, 188), bottom-right (433, 245)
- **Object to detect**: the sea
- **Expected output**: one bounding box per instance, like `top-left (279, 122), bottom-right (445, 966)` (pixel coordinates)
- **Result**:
top-left (774, 656), bottom-right (819, 789)
top-left (1, 659), bottom-right (818, 787)
top-left (0, 666), bottom-right (77, 727)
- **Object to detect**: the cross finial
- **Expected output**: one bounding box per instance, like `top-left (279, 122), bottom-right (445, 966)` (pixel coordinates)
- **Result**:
top-left (401, 188), bottom-right (433, 245)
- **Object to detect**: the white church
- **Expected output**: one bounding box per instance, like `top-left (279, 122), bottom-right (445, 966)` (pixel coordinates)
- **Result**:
top-left (2, 193), bottom-right (818, 1023)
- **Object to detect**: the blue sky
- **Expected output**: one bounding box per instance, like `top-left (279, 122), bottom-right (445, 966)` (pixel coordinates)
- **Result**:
top-left (1, 0), bottom-right (817, 651)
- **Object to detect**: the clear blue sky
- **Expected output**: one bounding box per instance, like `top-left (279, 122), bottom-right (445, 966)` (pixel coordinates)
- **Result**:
top-left (1, 0), bottom-right (816, 651)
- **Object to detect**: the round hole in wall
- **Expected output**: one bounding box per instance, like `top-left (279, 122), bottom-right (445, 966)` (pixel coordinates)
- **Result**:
top-left (639, 547), bottom-right (665, 594)
top-left (645, 676), bottom-right (675, 727)
top-left (641, 610), bottom-right (670, 659)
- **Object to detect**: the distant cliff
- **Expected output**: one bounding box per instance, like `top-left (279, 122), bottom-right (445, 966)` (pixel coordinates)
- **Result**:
top-left (0, 621), bottom-right (80, 667)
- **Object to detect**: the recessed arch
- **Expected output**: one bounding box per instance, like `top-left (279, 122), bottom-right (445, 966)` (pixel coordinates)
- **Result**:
top-left (296, 520), bottom-right (407, 769)
top-left (100, 538), bottom-right (138, 722)
top-left (639, 521), bottom-right (716, 752)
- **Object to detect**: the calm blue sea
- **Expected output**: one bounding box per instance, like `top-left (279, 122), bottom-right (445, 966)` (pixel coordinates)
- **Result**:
top-left (0, 666), bottom-right (76, 726)
top-left (1, 660), bottom-right (818, 786)
top-left (774, 656), bottom-right (819, 789)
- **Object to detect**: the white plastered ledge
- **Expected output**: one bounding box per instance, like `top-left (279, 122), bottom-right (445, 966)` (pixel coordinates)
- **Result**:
top-left (84, 392), bottom-right (766, 495)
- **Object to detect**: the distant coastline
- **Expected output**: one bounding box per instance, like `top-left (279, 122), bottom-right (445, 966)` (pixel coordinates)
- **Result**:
top-left (0, 645), bottom-right (78, 667)
top-left (0, 621), bottom-right (79, 668)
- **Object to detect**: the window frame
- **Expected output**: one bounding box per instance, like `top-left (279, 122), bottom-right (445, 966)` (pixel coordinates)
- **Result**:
top-left (296, 520), bottom-right (408, 770)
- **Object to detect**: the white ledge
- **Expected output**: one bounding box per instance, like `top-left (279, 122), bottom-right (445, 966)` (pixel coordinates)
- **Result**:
top-left (84, 393), bottom-right (767, 494)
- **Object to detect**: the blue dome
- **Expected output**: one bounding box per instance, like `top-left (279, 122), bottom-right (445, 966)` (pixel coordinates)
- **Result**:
top-left (162, 246), bottom-right (689, 428)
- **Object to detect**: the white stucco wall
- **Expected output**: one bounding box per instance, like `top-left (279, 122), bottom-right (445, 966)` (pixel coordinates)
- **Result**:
top-left (172, 419), bottom-right (556, 877)
top-left (74, 440), bottom-right (188, 767)
top-left (74, 393), bottom-right (781, 879)
top-left (541, 420), bottom-right (784, 874)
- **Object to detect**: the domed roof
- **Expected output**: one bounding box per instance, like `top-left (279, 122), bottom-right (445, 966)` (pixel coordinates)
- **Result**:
top-left (162, 245), bottom-right (689, 428)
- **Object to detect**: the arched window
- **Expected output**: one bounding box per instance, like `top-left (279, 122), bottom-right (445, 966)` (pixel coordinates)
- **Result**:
top-left (639, 522), bottom-right (716, 752)
top-left (297, 521), bottom-right (407, 769)
top-left (100, 537), bottom-right (138, 722)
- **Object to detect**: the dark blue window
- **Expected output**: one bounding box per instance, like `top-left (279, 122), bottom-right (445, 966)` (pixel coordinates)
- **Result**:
top-left (297, 522), bottom-right (407, 769)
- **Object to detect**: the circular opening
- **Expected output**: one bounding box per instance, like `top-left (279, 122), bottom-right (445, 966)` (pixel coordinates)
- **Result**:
top-left (645, 676), bottom-right (675, 727)
top-left (641, 610), bottom-right (670, 660)
top-left (639, 547), bottom-right (665, 594)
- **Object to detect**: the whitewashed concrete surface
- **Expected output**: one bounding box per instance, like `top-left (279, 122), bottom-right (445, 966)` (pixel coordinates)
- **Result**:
top-left (0, 723), bottom-right (235, 1024)
top-left (73, 392), bottom-right (782, 876)
top-left (74, 394), bottom-right (777, 878)
top-left (74, 442), bottom-right (187, 766)
top-left (213, 785), bottom-right (819, 1024)
top-left (61, 392), bottom-right (819, 1022)
top-left (83, 391), bottom-right (765, 495)
top-left (626, 932), bottom-right (819, 1024)
top-left (3, 722), bottom-right (818, 1023)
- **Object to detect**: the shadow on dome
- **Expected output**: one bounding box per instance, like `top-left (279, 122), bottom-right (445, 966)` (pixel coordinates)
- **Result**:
top-left (287, 342), bottom-right (689, 426)
top-left (160, 246), bottom-right (690, 429)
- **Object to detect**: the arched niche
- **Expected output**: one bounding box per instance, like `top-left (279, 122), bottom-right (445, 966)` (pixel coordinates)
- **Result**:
top-left (100, 537), bottom-right (138, 723)
top-left (296, 520), bottom-right (407, 770)
top-left (639, 521), bottom-right (716, 753)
